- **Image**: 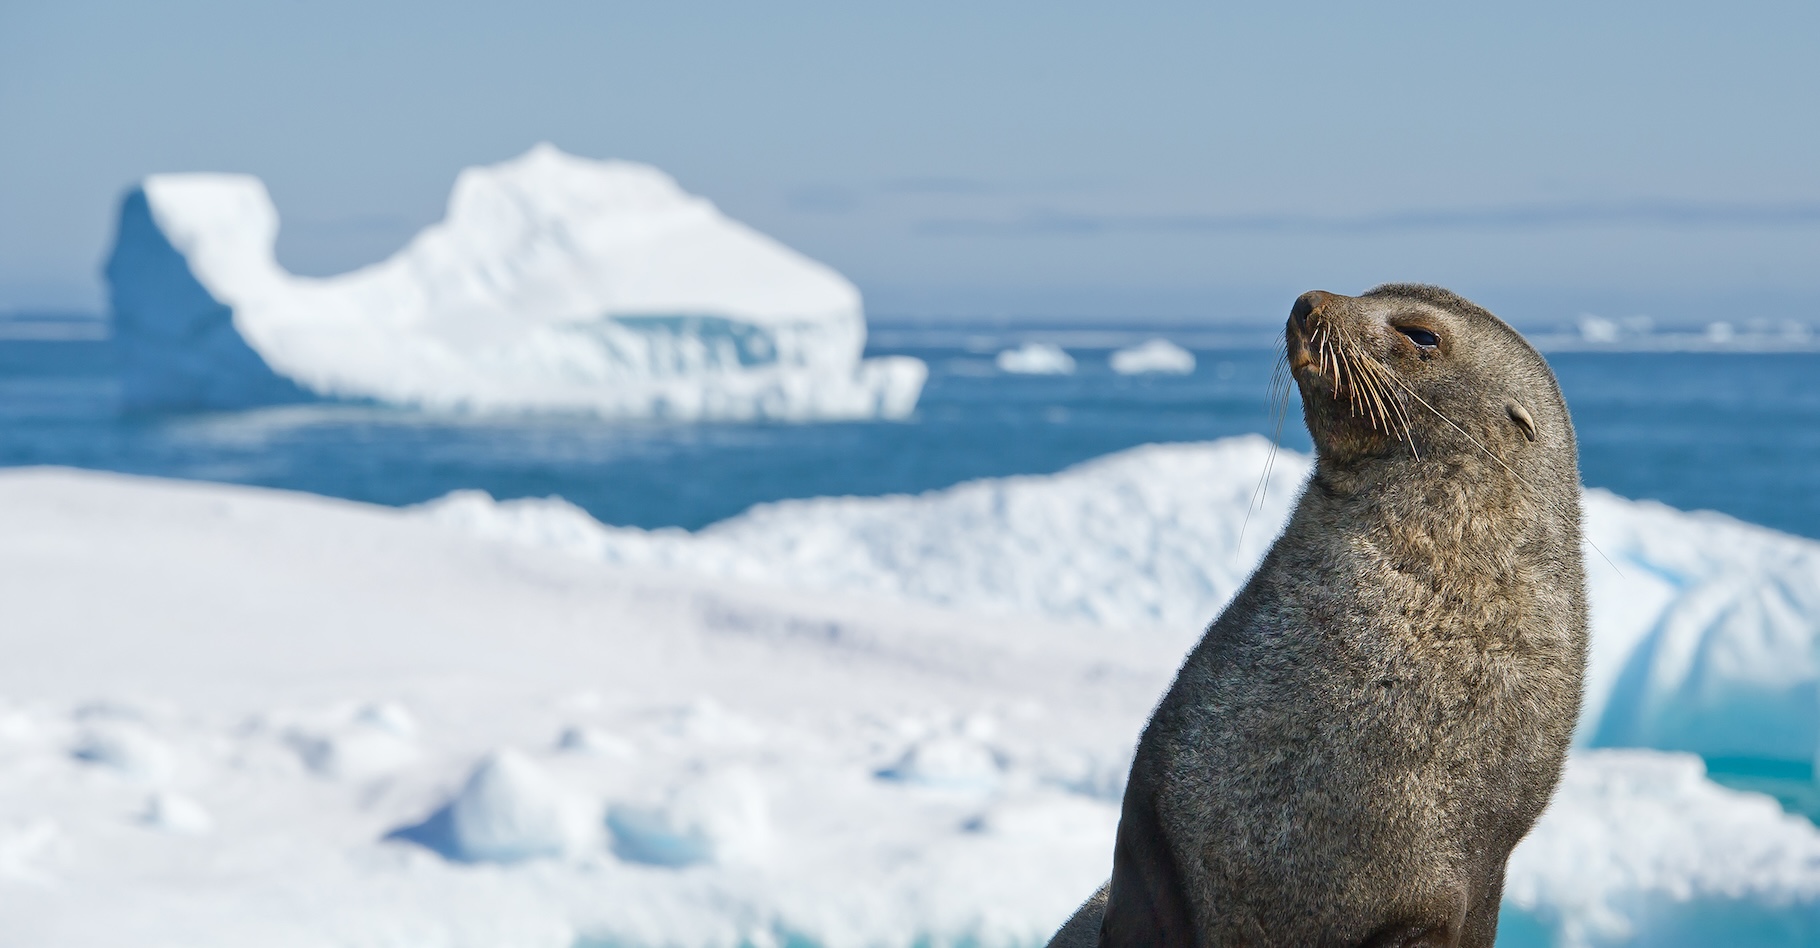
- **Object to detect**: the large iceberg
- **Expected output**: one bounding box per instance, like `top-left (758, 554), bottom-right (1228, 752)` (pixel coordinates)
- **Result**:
top-left (422, 437), bottom-right (1820, 767)
top-left (104, 144), bottom-right (925, 418)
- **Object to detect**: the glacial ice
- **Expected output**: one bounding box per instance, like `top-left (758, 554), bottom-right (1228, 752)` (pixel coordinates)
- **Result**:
top-left (422, 436), bottom-right (1820, 766)
top-left (1506, 750), bottom-right (1820, 948)
top-left (105, 144), bottom-right (926, 418)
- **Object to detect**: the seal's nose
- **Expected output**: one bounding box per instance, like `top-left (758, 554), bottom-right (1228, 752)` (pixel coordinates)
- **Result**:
top-left (1291, 290), bottom-right (1335, 331)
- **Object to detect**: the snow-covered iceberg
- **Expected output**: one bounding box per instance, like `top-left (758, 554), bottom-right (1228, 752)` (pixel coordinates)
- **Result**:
top-left (104, 144), bottom-right (925, 418)
top-left (421, 437), bottom-right (1820, 767)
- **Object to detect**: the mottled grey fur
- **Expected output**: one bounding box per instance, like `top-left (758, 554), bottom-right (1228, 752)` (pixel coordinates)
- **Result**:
top-left (1049, 285), bottom-right (1588, 948)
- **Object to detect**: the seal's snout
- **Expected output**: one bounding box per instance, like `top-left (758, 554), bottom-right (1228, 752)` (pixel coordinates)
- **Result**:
top-left (1290, 290), bottom-right (1336, 332)
top-left (1287, 290), bottom-right (1338, 375)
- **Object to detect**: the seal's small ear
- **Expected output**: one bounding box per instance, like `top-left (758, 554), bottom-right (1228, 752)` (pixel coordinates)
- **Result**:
top-left (1507, 402), bottom-right (1538, 442)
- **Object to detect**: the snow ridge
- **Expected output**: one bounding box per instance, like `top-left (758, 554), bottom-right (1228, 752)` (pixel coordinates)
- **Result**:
top-left (421, 436), bottom-right (1820, 765)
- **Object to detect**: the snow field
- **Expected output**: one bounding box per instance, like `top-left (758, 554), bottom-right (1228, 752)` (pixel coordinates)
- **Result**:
top-left (3, 448), bottom-right (1819, 945)
top-left (0, 468), bottom-right (1161, 946)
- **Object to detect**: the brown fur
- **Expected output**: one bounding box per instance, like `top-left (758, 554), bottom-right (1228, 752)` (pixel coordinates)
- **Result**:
top-left (1048, 285), bottom-right (1588, 948)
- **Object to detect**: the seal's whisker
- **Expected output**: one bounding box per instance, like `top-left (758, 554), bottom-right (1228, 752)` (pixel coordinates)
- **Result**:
top-left (1344, 327), bottom-right (1418, 453)
top-left (1371, 354), bottom-right (1618, 576)
top-left (1347, 344), bottom-right (1388, 435)
top-left (1378, 369), bottom-right (1527, 485)
top-left (1240, 345), bottom-right (1294, 555)
top-left (1330, 323), bottom-right (1419, 457)
top-left (1356, 360), bottom-right (1388, 432)
top-left (1364, 356), bottom-right (1418, 454)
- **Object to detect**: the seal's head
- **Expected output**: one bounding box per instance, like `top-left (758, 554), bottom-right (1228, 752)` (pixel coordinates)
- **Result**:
top-left (1286, 284), bottom-right (1574, 484)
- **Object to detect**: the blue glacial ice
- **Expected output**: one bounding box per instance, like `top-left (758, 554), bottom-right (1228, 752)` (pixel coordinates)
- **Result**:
top-left (104, 144), bottom-right (925, 419)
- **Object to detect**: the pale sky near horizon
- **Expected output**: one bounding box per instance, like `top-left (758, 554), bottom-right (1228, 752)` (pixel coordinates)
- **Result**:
top-left (2, 1), bottom-right (1817, 325)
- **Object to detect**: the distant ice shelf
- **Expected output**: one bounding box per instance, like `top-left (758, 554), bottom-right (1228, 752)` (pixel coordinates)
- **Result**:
top-left (104, 143), bottom-right (925, 419)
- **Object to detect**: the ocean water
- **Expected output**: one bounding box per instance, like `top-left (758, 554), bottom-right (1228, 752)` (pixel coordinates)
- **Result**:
top-left (1, 324), bottom-right (1816, 543)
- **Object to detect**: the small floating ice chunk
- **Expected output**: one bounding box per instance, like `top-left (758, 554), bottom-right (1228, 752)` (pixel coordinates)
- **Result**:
top-left (607, 769), bottom-right (772, 867)
top-left (877, 735), bottom-right (1002, 792)
top-left (1109, 339), bottom-right (1195, 375)
top-left (996, 343), bottom-right (1076, 375)
top-left (141, 792), bottom-right (213, 834)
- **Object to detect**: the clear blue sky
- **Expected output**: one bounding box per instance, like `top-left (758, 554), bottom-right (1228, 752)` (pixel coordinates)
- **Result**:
top-left (2, 1), bottom-right (1817, 324)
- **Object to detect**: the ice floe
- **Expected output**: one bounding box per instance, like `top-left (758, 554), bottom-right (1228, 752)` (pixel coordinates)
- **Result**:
top-left (2, 460), bottom-right (1818, 945)
top-left (424, 436), bottom-right (1820, 765)
top-left (105, 144), bottom-right (925, 419)
top-left (995, 342), bottom-right (1076, 375)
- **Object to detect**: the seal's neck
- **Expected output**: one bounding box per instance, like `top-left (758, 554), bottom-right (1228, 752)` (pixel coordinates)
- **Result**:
top-left (1307, 451), bottom-right (1551, 569)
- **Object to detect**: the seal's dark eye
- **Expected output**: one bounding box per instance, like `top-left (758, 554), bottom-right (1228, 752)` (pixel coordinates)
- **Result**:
top-left (1397, 326), bottom-right (1440, 349)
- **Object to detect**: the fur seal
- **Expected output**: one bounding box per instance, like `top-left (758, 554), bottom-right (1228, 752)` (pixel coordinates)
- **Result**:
top-left (1049, 285), bottom-right (1588, 948)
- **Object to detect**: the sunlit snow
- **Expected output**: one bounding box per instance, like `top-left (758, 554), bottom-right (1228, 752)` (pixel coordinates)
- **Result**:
top-left (3, 440), bottom-right (1818, 945)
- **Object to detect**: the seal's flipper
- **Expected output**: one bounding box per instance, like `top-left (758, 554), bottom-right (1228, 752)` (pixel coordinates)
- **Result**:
top-left (1100, 793), bottom-right (1195, 948)
top-left (1043, 882), bottom-right (1109, 948)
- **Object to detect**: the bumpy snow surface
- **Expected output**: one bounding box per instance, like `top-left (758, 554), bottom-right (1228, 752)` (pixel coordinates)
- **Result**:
top-left (104, 144), bottom-right (926, 418)
top-left (427, 436), bottom-right (1820, 765)
top-left (5, 440), bottom-right (1820, 946)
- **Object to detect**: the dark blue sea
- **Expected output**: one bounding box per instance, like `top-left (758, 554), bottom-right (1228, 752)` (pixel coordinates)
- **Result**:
top-left (1, 320), bottom-right (1817, 542)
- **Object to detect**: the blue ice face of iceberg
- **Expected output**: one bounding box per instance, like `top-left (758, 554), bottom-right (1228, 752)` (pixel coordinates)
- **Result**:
top-left (1578, 490), bottom-right (1820, 767)
top-left (105, 188), bottom-right (312, 412)
top-left (589, 314), bottom-right (781, 373)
